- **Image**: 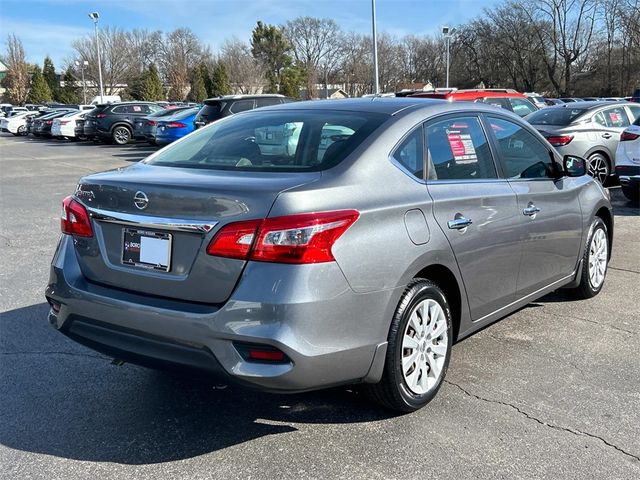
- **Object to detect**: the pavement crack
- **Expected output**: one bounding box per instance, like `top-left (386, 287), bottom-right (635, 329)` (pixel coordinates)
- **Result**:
top-left (535, 310), bottom-right (636, 336)
top-left (445, 380), bottom-right (640, 463)
top-left (609, 266), bottom-right (640, 275)
top-left (0, 350), bottom-right (107, 360)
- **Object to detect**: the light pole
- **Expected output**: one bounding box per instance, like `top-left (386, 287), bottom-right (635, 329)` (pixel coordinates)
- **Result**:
top-left (88, 12), bottom-right (104, 103)
top-left (322, 64), bottom-right (329, 99)
top-left (371, 0), bottom-right (380, 95)
top-left (74, 59), bottom-right (89, 104)
top-left (442, 26), bottom-right (456, 89)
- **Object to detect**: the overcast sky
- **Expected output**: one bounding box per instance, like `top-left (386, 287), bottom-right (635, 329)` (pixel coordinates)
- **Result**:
top-left (1, 0), bottom-right (499, 69)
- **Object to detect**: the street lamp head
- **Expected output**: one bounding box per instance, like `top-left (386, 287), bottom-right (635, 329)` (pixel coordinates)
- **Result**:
top-left (442, 26), bottom-right (450, 35)
top-left (83, 60), bottom-right (88, 66)
top-left (74, 60), bottom-right (79, 66)
top-left (88, 12), bottom-right (99, 22)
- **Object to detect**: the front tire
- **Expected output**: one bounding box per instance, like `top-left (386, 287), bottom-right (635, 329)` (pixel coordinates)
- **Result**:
top-left (570, 218), bottom-right (609, 299)
top-left (367, 279), bottom-right (453, 412)
top-left (112, 126), bottom-right (131, 145)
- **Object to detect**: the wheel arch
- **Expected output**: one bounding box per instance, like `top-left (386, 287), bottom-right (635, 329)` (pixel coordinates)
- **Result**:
top-left (595, 205), bottom-right (614, 259)
top-left (110, 122), bottom-right (133, 134)
top-left (414, 264), bottom-right (463, 342)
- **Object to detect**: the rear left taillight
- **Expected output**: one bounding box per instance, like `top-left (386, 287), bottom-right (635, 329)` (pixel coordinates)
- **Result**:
top-left (166, 122), bottom-right (187, 128)
top-left (206, 210), bottom-right (359, 264)
top-left (46, 120), bottom-right (53, 125)
top-left (61, 196), bottom-right (93, 237)
top-left (621, 131), bottom-right (640, 141)
top-left (59, 120), bottom-right (70, 125)
top-left (547, 135), bottom-right (574, 146)
top-left (146, 120), bottom-right (157, 126)
top-left (96, 113), bottom-right (107, 118)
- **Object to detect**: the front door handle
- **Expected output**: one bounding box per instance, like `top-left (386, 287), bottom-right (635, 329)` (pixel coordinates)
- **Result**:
top-left (602, 133), bottom-right (612, 139)
top-left (523, 205), bottom-right (541, 217)
top-left (448, 216), bottom-right (473, 230)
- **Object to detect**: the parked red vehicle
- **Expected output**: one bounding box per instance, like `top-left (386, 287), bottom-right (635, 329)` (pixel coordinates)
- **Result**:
top-left (409, 89), bottom-right (539, 117)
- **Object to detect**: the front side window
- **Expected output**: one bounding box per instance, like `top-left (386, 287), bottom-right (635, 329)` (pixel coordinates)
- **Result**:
top-left (391, 127), bottom-right (423, 178)
top-left (145, 110), bottom-right (387, 172)
top-left (489, 117), bottom-right (556, 179)
top-left (425, 116), bottom-right (497, 180)
top-left (255, 98), bottom-right (282, 107)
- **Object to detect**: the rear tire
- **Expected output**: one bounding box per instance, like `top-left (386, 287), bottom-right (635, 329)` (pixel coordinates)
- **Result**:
top-left (367, 279), bottom-right (453, 413)
top-left (570, 218), bottom-right (608, 299)
top-left (587, 153), bottom-right (610, 185)
top-left (112, 126), bottom-right (131, 145)
top-left (621, 186), bottom-right (639, 203)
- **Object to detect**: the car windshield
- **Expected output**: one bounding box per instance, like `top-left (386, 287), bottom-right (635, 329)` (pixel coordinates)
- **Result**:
top-left (526, 108), bottom-right (586, 125)
top-left (145, 110), bottom-right (387, 172)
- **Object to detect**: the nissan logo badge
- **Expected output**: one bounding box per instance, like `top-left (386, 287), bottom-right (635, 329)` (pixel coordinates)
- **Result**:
top-left (133, 191), bottom-right (149, 210)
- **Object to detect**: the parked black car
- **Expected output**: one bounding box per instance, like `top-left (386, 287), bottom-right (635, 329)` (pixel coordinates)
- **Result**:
top-left (133, 106), bottom-right (192, 143)
top-left (32, 110), bottom-right (74, 137)
top-left (84, 102), bottom-right (164, 145)
top-left (193, 95), bottom-right (293, 129)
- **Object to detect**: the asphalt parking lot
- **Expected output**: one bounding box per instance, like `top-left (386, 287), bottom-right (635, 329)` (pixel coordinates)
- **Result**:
top-left (1, 134), bottom-right (638, 480)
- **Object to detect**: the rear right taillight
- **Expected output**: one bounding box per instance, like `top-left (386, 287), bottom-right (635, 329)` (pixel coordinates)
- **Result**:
top-left (547, 135), bottom-right (574, 146)
top-left (61, 196), bottom-right (93, 237)
top-left (621, 131), bottom-right (640, 142)
top-left (146, 120), bottom-right (157, 126)
top-left (206, 210), bottom-right (359, 264)
top-left (96, 113), bottom-right (107, 118)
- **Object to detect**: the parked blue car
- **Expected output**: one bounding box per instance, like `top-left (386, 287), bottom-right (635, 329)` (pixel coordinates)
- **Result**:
top-left (154, 107), bottom-right (199, 145)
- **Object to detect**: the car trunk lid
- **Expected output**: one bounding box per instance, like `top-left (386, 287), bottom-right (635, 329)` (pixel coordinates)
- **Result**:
top-left (73, 163), bottom-right (320, 303)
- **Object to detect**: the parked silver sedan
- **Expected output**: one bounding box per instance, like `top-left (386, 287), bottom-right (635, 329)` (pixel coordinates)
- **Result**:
top-left (526, 101), bottom-right (640, 184)
top-left (46, 99), bottom-right (613, 412)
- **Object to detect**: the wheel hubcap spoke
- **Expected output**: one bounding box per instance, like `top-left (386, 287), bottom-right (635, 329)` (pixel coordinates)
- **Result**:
top-left (588, 229), bottom-right (607, 288)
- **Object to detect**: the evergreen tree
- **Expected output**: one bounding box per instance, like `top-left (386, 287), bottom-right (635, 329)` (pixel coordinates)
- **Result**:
top-left (279, 66), bottom-right (304, 99)
top-left (57, 67), bottom-right (80, 104)
top-left (187, 66), bottom-right (207, 102)
top-left (142, 63), bottom-right (164, 101)
top-left (251, 21), bottom-right (292, 93)
top-left (27, 65), bottom-right (52, 104)
top-left (199, 63), bottom-right (212, 98)
top-left (42, 56), bottom-right (59, 101)
top-left (209, 63), bottom-right (231, 97)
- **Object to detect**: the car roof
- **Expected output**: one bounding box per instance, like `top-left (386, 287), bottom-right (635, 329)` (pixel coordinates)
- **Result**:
top-left (544, 100), bottom-right (629, 110)
top-left (410, 89), bottom-right (527, 100)
top-left (254, 97), bottom-right (442, 115)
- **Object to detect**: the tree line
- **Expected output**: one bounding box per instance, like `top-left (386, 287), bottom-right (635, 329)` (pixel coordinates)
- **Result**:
top-left (2, 0), bottom-right (639, 105)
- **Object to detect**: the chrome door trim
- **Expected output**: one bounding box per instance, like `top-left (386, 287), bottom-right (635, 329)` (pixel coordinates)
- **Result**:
top-left (86, 206), bottom-right (218, 233)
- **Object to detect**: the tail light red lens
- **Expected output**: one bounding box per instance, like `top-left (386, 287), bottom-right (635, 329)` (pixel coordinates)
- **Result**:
top-left (61, 196), bottom-right (93, 237)
top-left (96, 113), bottom-right (107, 118)
top-left (46, 120), bottom-right (53, 125)
top-left (547, 135), bottom-right (574, 146)
top-left (234, 342), bottom-right (288, 363)
top-left (166, 122), bottom-right (187, 128)
top-left (620, 131), bottom-right (640, 141)
top-left (146, 120), bottom-right (157, 126)
top-left (59, 120), bottom-right (70, 125)
top-left (207, 210), bottom-right (359, 264)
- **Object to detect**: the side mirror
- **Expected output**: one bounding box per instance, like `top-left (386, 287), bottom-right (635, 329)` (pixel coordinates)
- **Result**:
top-left (563, 155), bottom-right (587, 177)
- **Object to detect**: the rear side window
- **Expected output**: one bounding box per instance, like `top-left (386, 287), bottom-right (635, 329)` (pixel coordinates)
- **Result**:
top-left (255, 98), bottom-right (282, 107)
top-left (489, 117), bottom-right (556, 179)
top-left (391, 127), bottom-right (424, 178)
top-left (509, 98), bottom-right (537, 117)
top-left (111, 105), bottom-right (127, 114)
top-left (600, 107), bottom-right (630, 128)
top-left (476, 97), bottom-right (509, 110)
top-left (145, 110), bottom-right (387, 172)
top-left (425, 116), bottom-right (497, 180)
top-left (229, 100), bottom-right (255, 113)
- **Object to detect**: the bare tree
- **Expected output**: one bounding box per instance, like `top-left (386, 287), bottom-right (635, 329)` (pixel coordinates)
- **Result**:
top-left (2, 34), bottom-right (30, 104)
top-left (220, 39), bottom-right (266, 94)
top-left (159, 28), bottom-right (207, 100)
top-left (285, 17), bottom-right (342, 98)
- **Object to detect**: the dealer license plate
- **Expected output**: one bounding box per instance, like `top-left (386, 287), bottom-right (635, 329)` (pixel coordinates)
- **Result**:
top-left (122, 228), bottom-right (172, 272)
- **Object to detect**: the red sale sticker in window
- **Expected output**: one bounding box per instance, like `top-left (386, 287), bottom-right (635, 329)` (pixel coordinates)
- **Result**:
top-left (609, 112), bottom-right (620, 123)
top-left (133, 106), bottom-right (141, 112)
top-left (447, 132), bottom-right (478, 164)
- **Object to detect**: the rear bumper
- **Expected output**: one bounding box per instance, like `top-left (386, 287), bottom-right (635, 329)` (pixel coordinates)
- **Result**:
top-left (46, 234), bottom-right (397, 392)
top-left (615, 165), bottom-right (640, 188)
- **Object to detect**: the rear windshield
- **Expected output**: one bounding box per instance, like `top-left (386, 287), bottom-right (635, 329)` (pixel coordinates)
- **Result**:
top-left (145, 110), bottom-right (387, 172)
top-left (526, 108), bottom-right (586, 125)
top-left (164, 107), bottom-right (199, 121)
top-left (197, 102), bottom-right (225, 120)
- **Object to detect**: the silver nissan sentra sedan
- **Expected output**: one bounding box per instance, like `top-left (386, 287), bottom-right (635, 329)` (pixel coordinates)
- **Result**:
top-left (46, 98), bottom-right (613, 412)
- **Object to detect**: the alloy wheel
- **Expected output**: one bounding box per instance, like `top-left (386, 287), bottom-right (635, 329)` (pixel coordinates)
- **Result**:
top-left (588, 228), bottom-right (607, 289)
top-left (401, 298), bottom-right (448, 395)
top-left (587, 154), bottom-right (609, 185)
top-left (113, 127), bottom-right (130, 145)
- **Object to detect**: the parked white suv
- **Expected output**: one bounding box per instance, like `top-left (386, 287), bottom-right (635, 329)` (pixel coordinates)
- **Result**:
top-left (615, 116), bottom-right (640, 202)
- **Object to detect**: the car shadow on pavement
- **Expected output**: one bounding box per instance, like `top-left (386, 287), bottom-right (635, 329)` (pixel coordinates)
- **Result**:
top-left (0, 303), bottom-right (395, 465)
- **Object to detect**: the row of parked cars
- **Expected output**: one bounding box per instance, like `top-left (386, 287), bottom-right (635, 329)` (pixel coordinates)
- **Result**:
top-left (1, 90), bottom-right (639, 200)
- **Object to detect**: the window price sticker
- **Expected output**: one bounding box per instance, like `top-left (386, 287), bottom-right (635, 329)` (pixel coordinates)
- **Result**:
top-left (447, 132), bottom-right (478, 164)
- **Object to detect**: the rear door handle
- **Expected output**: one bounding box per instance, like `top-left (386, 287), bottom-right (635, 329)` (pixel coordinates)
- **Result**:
top-left (447, 216), bottom-right (473, 230)
top-left (602, 133), bottom-right (612, 139)
top-left (523, 205), bottom-right (541, 217)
